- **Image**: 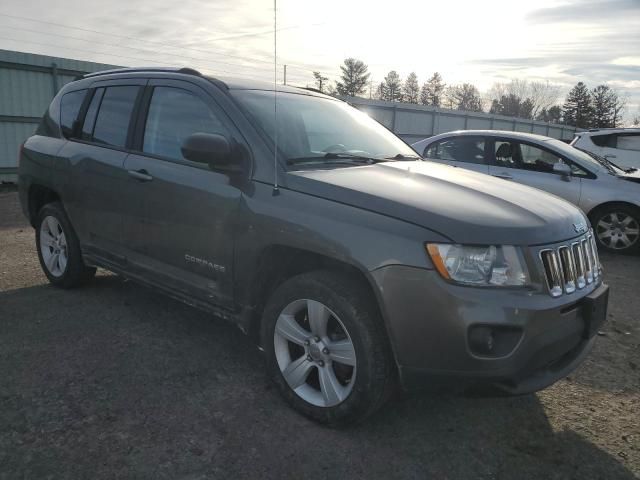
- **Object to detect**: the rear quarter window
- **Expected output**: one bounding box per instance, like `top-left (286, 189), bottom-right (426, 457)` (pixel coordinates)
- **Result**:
top-left (60, 89), bottom-right (88, 139)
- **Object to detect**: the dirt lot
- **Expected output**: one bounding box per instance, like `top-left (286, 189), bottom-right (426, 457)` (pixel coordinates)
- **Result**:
top-left (0, 189), bottom-right (638, 479)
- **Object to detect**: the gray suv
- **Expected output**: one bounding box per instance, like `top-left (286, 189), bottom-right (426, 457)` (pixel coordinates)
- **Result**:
top-left (18, 68), bottom-right (609, 425)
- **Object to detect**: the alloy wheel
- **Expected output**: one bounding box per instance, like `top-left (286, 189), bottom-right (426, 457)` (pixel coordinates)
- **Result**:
top-left (40, 216), bottom-right (68, 277)
top-left (596, 212), bottom-right (640, 250)
top-left (273, 299), bottom-right (357, 407)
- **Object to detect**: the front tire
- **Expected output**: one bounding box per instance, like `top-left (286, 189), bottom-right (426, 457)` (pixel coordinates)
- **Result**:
top-left (591, 204), bottom-right (640, 254)
top-left (261, 271), bottom-right (395, 426)
top-left (35, 202), bottom-right (96, 288)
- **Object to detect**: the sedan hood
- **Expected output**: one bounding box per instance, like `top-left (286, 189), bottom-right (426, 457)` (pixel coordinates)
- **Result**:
top-left (287, 160), bottom-right (588, 245)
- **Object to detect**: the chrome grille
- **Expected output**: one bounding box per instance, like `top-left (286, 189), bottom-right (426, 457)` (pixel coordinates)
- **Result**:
top-left (540, 232), bottom-right (600, 297)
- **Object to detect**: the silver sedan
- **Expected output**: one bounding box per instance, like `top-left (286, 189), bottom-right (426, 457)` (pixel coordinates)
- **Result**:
top-left (412, 130), bottom-right (640, 254)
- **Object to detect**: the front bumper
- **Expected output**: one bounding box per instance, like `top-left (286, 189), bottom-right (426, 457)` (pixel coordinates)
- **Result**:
top-left (371, 265), bottom-right (608, 394)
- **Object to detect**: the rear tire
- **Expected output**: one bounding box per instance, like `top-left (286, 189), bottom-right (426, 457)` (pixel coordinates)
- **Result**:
top-left (261, 270), bottom-right (395, 426)
top-left (35, 202), bottom-right (96, 288)
top-left (590, 204), bottom-right (640, 255)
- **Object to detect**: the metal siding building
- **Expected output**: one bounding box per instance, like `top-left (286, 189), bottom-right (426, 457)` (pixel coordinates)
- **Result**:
top-left (341, 97), bottom-right (579, 145)
top-left (0, 49), bottom-right (118, 182)
top-left (0, 49), bottom-right (578, 182)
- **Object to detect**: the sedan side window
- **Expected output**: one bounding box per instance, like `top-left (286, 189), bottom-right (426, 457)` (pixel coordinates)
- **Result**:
top-left (425, 138), bottom-right (485, 164)
top-left (520, 143), bottom-right (562, 173)
top-left (143, 87), bottom-right (229, 162)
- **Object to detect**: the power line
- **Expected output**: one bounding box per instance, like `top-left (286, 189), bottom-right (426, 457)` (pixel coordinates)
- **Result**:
top-left (0, 11), bottom-right (331, 74)
top-left (0, 35), bottom-right (269, 80)
top-left (0, 24), bottom-right (278, 75)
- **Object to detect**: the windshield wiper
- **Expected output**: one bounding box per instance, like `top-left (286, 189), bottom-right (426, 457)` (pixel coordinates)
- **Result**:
top-left (384, 153), bottom-right (421, 160)
top-left (287, 152), bottom-right (388, 166)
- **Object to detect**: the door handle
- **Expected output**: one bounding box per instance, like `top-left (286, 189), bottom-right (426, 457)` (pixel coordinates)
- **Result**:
top-left (128, 169), bottom-right (153, 182)
top-left (604, 154), bottom-right (617, 159)
top-left (492, 173), bottom-right (513, 180)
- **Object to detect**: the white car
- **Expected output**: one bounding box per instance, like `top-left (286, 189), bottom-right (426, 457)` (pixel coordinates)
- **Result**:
top-left (412, 130), bottom-right (640, 254)
top-left (571, 128), bottom-right (640, 171)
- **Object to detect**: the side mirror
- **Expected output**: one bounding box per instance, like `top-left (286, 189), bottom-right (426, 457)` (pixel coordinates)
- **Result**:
top-left (553, 162), bottom-right (572, 180)
top-left (181, 133), bottom-right (232, 167)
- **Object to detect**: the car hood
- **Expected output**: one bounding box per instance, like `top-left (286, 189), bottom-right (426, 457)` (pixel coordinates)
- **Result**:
top-left (619, 169), bottom-right (640, 184)
top-left (286, 160), bottom-right (588, 245)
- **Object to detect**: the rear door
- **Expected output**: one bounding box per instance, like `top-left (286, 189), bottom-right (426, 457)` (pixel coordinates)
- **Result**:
top-left (57, 79), bottom-right (145, 260)
top-left (488, 138), bottom-right (583, 205)
top-left (422, 136), bottom-right (489, 174)
top-left (122, 79), bottom-right (245, 307)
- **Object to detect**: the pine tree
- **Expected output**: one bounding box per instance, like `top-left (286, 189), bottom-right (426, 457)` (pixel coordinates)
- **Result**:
top-left (591, 85), bottom-right (622, 128)
top-left (536, 105), bottom-right (562, 123)
top-left (403, 72), bottom-right (420, 104)
top-left (335, 58), bottom-right (370, 97)
top-left (381, 71), bottom-right (403, 102)
top-left (562, 82), bottom-right (593, 128)
top-left (453, 83), bottom-right (483, 112)
top-left (421, 72), bottom-right (445, 107)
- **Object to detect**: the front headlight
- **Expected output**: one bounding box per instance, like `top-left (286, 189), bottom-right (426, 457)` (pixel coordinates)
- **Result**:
top-left (426, 244), bottom-right (530, 287)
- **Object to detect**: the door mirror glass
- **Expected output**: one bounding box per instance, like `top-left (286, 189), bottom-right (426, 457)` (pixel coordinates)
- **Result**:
top-left (181, 133), bottom-right (232, 166)
top-left (553, 161), bottom-right (572, 178)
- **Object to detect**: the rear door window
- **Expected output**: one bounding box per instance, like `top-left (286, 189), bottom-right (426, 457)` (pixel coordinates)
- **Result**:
top-left (92, 86), bottom-right (140, 148)
top-left (81, 88), bottom-right (105, 141)
top-left (60, 89), bottom-right (88, 139)
top-left (424, 137), bottom-right (486, 164)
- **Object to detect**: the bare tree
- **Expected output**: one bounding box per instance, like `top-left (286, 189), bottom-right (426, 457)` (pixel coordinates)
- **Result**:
top-left (487, 79), bottom-right (559, 118)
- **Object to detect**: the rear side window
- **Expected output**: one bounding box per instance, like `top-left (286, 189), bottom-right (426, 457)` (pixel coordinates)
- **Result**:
top-left (92, 86), bottom-right (139, 148)
top-left (60, 89), bottom-right (87, 139)
top-left (617, 134), bottom-right (640, 151)
top-left (425, 137), bottom-right (486, 164)
top-left (142, 86), bottom-right (229, 161)
top-left (591, 134), bottom-right (616, 148)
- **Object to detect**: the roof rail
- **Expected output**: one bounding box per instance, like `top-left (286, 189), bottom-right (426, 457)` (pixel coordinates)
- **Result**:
top-left (83, 67), bottom-right (202, 78)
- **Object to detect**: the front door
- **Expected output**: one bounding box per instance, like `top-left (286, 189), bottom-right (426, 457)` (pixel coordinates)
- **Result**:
top-left (122, 79), bottom-right (245, 308)
top-left (488, 139), bottom-right (582, 205)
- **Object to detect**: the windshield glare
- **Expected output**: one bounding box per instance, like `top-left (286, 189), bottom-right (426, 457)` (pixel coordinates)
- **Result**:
top-left (230, 90), bottom-right (417, 165)
top-left (544, 138), bottom-right (608, 171)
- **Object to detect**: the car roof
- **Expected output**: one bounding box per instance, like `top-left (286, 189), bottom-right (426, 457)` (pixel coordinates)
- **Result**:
top-left (413, 130), bottom-right (557, 145)
top-left (578, 128), bottom-right (640, 135)
top-left (81, 67), bottom-right (331, 98)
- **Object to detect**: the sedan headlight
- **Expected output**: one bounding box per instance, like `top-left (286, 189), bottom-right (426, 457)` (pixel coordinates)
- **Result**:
top-left (426, 244), bottom-right (530, 287)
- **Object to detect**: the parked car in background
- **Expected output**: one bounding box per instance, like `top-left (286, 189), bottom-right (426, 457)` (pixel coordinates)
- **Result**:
top-left (571, 128), bottom-right (640, 171)
top-left (19, 69), bottom-right (608, 425)
top-left (412, 130), bottom-right (640, 254)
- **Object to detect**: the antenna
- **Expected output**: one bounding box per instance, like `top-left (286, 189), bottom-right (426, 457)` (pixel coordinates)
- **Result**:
top-left (272, 0), bottom-right (280, 195)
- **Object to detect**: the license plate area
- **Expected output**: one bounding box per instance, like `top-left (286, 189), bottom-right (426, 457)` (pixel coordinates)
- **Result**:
top-left (582, 284), bottom-right (609, 339)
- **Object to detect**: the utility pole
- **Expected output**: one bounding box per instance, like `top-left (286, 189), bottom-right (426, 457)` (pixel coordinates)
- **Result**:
top-left (283, 64), bottom-right (287, 85)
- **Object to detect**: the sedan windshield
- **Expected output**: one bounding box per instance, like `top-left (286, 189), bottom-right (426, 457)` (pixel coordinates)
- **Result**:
top-left (230, 90), bottom-right (419, 167)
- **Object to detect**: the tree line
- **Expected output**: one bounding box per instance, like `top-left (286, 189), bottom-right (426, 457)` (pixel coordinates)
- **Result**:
top-left (313, 58), bottom-right (627, 128)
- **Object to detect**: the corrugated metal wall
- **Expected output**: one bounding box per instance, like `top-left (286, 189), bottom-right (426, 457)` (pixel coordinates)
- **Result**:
top-left (341, 97), bottom-right (579, 146)
top-left (0, 49), bottom-right (118, 182)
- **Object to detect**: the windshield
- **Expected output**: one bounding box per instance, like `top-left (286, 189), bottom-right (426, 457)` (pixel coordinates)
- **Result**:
top-left (230, 90), bottom-right (418, 166)
top-left (543, 138), bottom-right (610, 172)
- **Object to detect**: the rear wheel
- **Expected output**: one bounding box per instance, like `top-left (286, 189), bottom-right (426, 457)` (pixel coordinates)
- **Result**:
top-left (35, 202), bottom-right (96, 288)
top-left (261, 271), bottom-right (395, 425)
top-left (591, 204), bottom-right (640, 254)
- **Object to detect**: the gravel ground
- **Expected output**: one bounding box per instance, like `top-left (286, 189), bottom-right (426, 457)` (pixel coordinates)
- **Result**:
top-left (0, 189), bottom-right (638, 479)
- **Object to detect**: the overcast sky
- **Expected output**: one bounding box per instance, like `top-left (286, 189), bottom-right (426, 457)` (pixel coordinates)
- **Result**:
top-left (1, 0), bottom-right (639, 117)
